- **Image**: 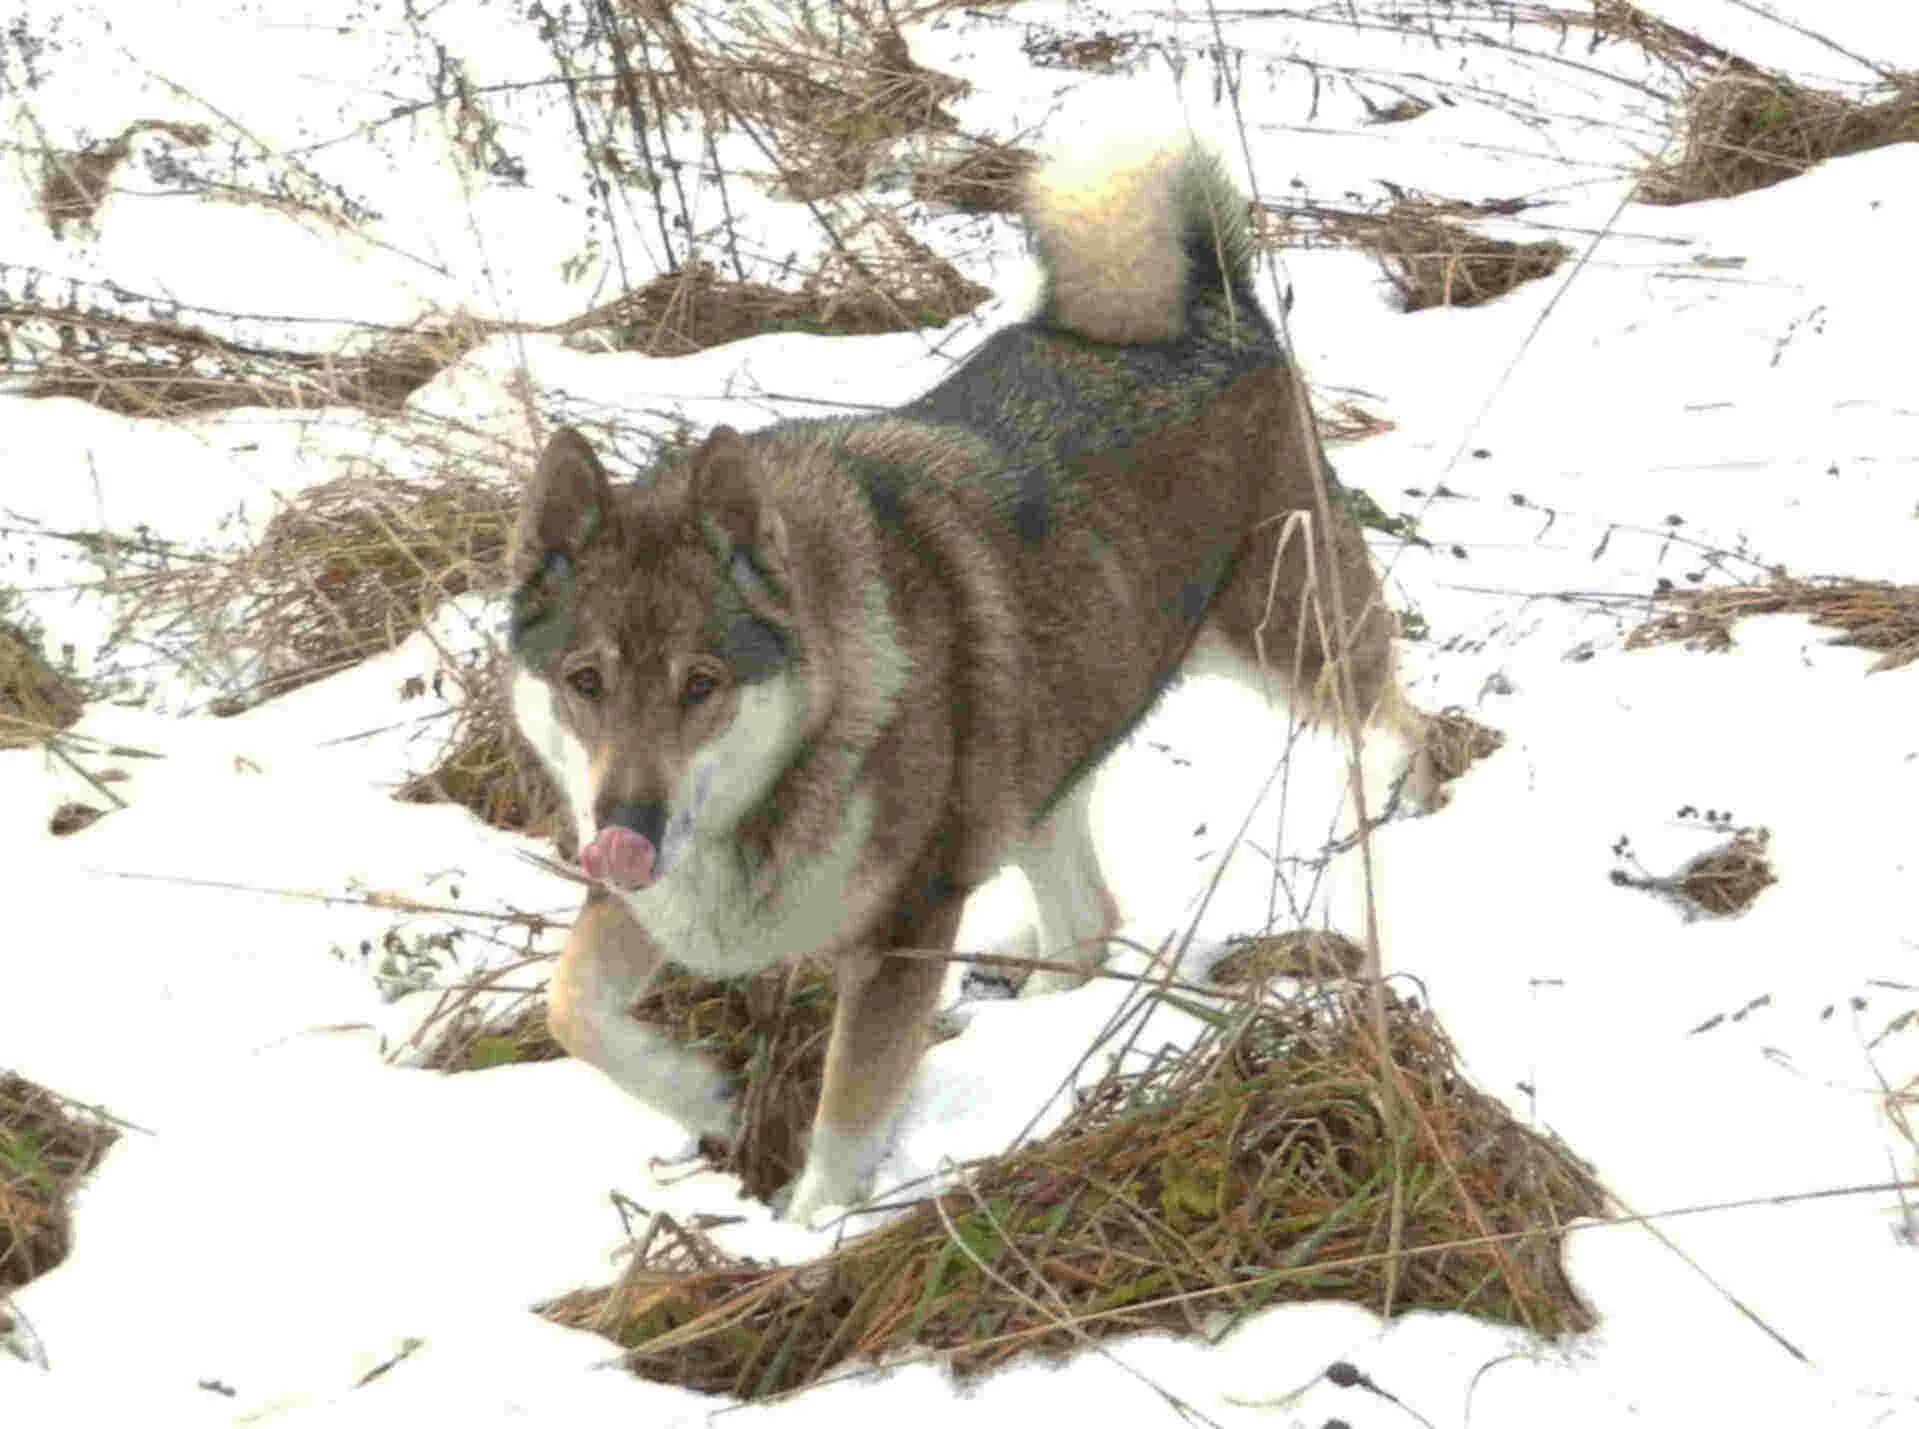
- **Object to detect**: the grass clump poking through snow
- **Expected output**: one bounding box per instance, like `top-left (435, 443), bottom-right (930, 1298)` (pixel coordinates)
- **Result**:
top-left (909, 140), bottom-right (1040, 214)
top-left (14, 307), bottom-right (486, 419)
top-left (421, 960), bottom-right (844, 1204)
top-left (396, 648), bottom-right (567, 842)
top-left (563, 213), bottom-right (990, 354)
top-left (0, 600), bottom-right (83, 748)
top-left (1260, 199), bottom-right (1567, 312)
top-left (541, 992), bottom-right (1607, 1397)
top-left (112, 469), bottom-right (515, 712)
top-left (1640, 66), bottom-right (1919, 205)
top-left (0, 1074), bottom-right (120, 1326)
top-left (1628, 575), bottom-right (1919, 672)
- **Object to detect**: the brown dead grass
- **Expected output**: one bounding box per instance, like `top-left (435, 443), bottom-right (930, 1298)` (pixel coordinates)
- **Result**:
top-left (422, 958), bottom-right (843, 1205)
top-left (15, 307), bottom-right (485, 419)
top-left (1261, 199), bottom-right (1566, 312)
top-left (1641, 67), bottom-right (1919, 206)
top-left (1425, 709), bottom-right (1506, 784)
top-left (542, 991), bottom-right (1606, 1396)
top-left (39, 120), bottom-right (213, 236)
top-left (0, 618), bottom-right (83, 748)
top-left (1676, 829), bottom-right (1775, 917)
top-left (909, 141), bottom-right (1039, 214)
top-left (0, 1073), bottom-right (120, 1320)
top-left (1021, 29), bottom-right (1143, 72)
top-left (1627, 575), bottom-right (1919, 672)
top-left (565, 212), bottom-right (990, 354)
top-left (109, 469), bottom-right (515, 712)
top-left (396, 647), bottom-right (569, 843)
top-left (1210, 930), bottom-right (1370, 984)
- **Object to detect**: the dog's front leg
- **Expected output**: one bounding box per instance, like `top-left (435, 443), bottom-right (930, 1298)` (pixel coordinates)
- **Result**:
top-left (547, 888), bottom-right (737, 1144)
top-left (784, 913), bottom-right (953, 1224)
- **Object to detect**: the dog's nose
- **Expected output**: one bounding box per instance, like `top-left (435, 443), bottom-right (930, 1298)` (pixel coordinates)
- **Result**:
top-left (600, 801), bottom-right (667, 849)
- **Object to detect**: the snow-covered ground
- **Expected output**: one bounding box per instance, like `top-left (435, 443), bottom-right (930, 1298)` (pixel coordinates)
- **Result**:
top-left (2, 1), bottom-right (1916, 1424)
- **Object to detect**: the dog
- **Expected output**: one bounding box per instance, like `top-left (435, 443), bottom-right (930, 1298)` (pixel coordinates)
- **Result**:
top-left (505, 141), bottom-right (1435, 1224)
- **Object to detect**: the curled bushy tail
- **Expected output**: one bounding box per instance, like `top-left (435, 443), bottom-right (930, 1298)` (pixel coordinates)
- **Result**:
top-left (1023, 141), bottom-right (1256, 345)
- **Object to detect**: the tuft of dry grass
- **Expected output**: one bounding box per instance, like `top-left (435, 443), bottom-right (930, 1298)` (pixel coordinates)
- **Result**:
top-left (47, 802), bottom-right (106, 837)
top-left (14, 306), bottom-right (487, 420)
top-left (542, 992), bottom-right (1607, 1397)
top-left (1627, 575), bottom-right (1919, 672)
top-left (396, 647), bottom-right (569, 843)
top-left (0, 1074), bottom-right (120, 1322)
top-left (1675, 829), bottom-right (1775, 917)
top-left (1210, 930), bottom-right (1369, 984)
top-left (108, 468), bottom-right (516, 712)
top-left (1020, 28), bottom-right (1143, 72)
top-left (0, 616), bottom-right (83, 748)
top-left (1260, 198), bottom-right (1566, 312)
top-left (1640, 66), bottom-right (1919, 206)
top-left (1424, 709), bottom-right (1506, 784)
top-left (421, 956), bottom-right (846, 1204)
top-left (909, 140), bottom-right (1039, 214)
top-left (39, 120), bottom-right (212, 236)
top-left (565, 212), bottom-right (990, 354)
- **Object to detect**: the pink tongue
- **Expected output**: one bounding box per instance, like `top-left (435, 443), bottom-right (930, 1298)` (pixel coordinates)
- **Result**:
top-left (581, 825), bottom-right (657, 890)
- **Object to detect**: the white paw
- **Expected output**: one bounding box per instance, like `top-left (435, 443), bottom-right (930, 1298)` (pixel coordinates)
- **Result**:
top-left (779, 1124), bottom-right (881, 1226)
top-left (780, 1168), bottom-right (853, 1229)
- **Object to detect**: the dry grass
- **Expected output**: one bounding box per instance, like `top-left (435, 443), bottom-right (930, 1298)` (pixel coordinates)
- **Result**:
top-left (47, 802), bottom-right (106, 837)
top-left (396, 647), bottom-right (569, 842)
top-left (107, 468), bottom-right (516, 712)
top-left (422, 959), bottom-right (845, 1204)
top-left (0, 616), bottom-right (83, 748)
top-left (1675, 829), bottom-right (1775, 918)
top-left (1424, 709), bottom-right (1506, 784)
top-left (566, 211), bottom-right (990, 354)
top-left (1260, 198), bottom-right (1567, 312)
top-left (1641, 67), bottom-right (1919, 206)
top-left (621, 7), bottom-right (967, 203)
top-left (1020, 28), bottom-right (1143, 72)
top-left (1627, 575), bottom-right (1919, 672)
top-left (909, 141), bottom-right (1039, 214)
top-left (13, 306), bottom-right (486, 420)
top-left (0, 1074), bottom-right (120, 1324)
top-left (1210, 930), bottom-right (1370, 984)
top-left (39, 120), bottom-right (212, 236)
top-left (542, 991), bottom-right (1607, 1397)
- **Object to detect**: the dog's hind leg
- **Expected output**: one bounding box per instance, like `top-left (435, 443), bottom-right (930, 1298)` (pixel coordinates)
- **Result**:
top-left (1012, 778), bottom-right (1120, 996)
top-left (785, 905), bottom-right (954, 1224)
top-left (546, 889), bottom-right (736, 1143)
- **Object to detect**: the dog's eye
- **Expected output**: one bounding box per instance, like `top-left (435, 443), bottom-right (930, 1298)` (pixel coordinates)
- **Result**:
top-left (683, 670), bottom-right (718, 706)
top-left (566, 666), bottom-right (605, 701)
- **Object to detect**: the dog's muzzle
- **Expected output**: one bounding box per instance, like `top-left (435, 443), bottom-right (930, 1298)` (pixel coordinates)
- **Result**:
top-left (582, 802), bottom-right (666, 890)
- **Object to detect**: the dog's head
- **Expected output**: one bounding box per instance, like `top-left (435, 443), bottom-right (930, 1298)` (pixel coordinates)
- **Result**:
top-left (506, 425), bottom-right (804, 890)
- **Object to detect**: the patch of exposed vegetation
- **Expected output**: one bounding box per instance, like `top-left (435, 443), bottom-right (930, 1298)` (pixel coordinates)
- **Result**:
top-left (12, 304), bottom-right (485, 419)
top-left (1210, 930), bottom-right (1369, 984)
top-left (396, 648), bottom-right (568, 843)
top-left (1627, 575), bottom-right (1919, 672)
top-left (1424, 709), bottom-right (1506, 784)
top-left (564, 211), bottom-right (990, 354)
top-left (39, 119), bottom-right (212, 236)
top-left (1021, 28), bottom-right (1143, 72)
top-left (542, 991), bottom-right (1607, 1396)
top-left (909, 140), bottom-right (1039, 213)
top-left (0, 601), bottom-right (83, 748)
top-left (1641, 67), bottom-right (1919, 206)
top-left (1261, 196), bottom-right (1566, 311)
top-left (107, 469), bottom-right (515, 712)
top-left (0, 1073), bottom-right (120, 1325)
top-left (1611, 822), bottom-right (1776, 920)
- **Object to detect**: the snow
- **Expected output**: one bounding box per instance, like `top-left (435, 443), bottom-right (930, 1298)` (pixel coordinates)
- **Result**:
top-left (3, 0), bottom-right (1917, 1425)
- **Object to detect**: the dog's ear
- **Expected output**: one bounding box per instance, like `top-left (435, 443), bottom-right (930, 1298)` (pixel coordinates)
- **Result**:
top-left (511, 428), bottom-right (612, 582)
top-left (692, 425), bottom-right (790, 579)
